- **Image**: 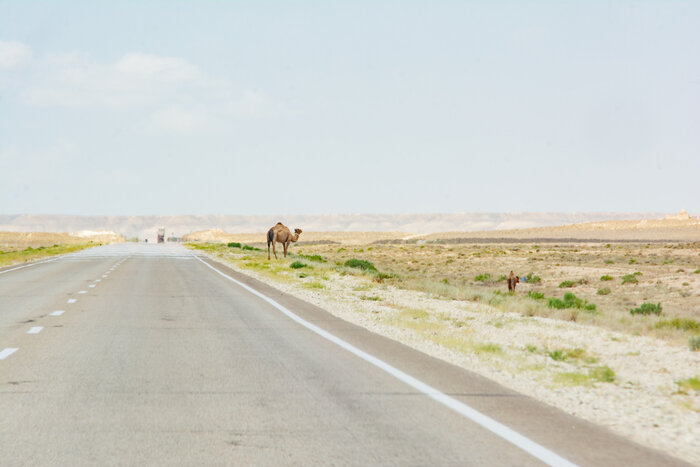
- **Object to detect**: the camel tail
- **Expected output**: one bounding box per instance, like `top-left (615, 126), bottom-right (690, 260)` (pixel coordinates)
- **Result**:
top-left (267, 229), bottom-right (274, 245)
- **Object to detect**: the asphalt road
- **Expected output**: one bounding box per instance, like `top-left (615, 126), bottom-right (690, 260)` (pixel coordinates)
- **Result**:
top-left (0, 244), bottom-right (688, 466)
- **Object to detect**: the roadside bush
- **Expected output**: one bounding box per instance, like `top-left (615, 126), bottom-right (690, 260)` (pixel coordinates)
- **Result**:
top-left (548, 292), bottom-right (597, 312)
top-left (242, 245), bottom-right (261, 251)
top-left (527, 291), bottom-right (545, 300)
top-left (344, 258), bottom-right (377, 272)
top-left (600, 275), bottom-right (613, 281)
top-left (559, 280), bottom-right (576, 288)
top-left (689, 336), bottom-right (700, 351)
top-left (299, 254), bottom-right (326, 263)
top-left (655, 318), bottom-right (699, 332)
top-left (227, 242), bottom-right (241, 248)
top-left (694, 268), bottom-right (700, 274)
top-left (290, 261), bottom-right (307, 269)
top-left (474, 273), bottom-right (492, 282)
top-left (621, 274), bottom-right (639, 285)
top-left (597, 287), bottom-right (611, 295)
top-left (497, 275), bottom-right (507, 282)
top-left (589, 365), bottom-right (616, 383)
top-left (523, 273), bottom-right (541, 284)
top-left (630, 302), bottom-right (662, 316)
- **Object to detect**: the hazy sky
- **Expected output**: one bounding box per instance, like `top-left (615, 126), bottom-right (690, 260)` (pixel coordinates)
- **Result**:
top-left (1, 1), bottom-right (698, 216)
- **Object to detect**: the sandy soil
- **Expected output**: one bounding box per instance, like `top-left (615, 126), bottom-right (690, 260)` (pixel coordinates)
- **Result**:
top-left (0, 231), bottom-right (124, 250)
top-left (419, 218), bottom-right (700, 242)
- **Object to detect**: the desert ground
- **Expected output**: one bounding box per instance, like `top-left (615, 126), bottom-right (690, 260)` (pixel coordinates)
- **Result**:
top-left (0, 231), bottom-right (124, 267)
top-left (185, 217), bottom-right (699, 463)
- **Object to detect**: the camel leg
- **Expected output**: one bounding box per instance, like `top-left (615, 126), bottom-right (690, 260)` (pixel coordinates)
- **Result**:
top-left (273, 241), bottom-right (278, 259)
top-left (283, 241), bottom-right (289, 258)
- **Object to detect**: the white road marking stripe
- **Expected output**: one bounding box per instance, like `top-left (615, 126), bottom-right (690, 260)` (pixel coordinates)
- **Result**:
top-left (88, 284), bottom-right (96, 288)
top-left (94, 279), bottom-right (101, 282)
top-left (102, 275), bottom-right (108, 278)
top-left (194, 255), bottom-right (576, 467)
top-left (50, 310), bottom-right (65, 316)
top-left (67, 298), bottom-right (77, 304)
top-left (0, 257), bottom-right (60, 275)
top-left (27, 326), bottom-right (43, 334)
top-left (0, 348), bottom-right (19, 359)
top-left (78, 290), bottom-right (87, 294)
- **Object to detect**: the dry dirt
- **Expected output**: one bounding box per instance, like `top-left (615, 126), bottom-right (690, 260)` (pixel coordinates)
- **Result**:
top-left (0, 231), bottom-right (124, 250)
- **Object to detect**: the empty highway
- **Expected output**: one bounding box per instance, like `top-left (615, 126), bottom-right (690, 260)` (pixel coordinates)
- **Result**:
top-left (0, 244), bottom-right (688, 466)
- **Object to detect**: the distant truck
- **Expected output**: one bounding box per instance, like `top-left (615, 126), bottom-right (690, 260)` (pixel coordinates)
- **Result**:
top-left (157, 228), bottom-right (165, 244)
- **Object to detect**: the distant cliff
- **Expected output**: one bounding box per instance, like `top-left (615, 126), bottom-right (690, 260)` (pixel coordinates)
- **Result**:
top-left (0, 212), bottom-right (668, 242)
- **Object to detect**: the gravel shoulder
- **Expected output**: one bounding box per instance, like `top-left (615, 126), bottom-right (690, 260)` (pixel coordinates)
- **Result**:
top-left (194, 247), bottom-right (700, 465)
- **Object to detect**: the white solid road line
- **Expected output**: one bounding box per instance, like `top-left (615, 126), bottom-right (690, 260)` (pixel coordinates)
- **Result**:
top-left (0, 257), bottom-right (60, 275)
top-left (50, 310), bottom-right (65, 316)
top-left (27, 326), bottom-right (43, 334)
top-left (194, 255), bottom-right (577, 467)
top-left (0, 348), bottom-right (19, 359)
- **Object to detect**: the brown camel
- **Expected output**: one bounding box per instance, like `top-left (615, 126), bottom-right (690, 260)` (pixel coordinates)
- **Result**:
top-left (267, 222), bottom-right (302, 260)
top-left (507, 271), bottom-right (520, 292)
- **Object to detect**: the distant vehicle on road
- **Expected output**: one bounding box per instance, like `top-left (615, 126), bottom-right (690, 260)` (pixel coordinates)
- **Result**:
top-left (157, 228), bottom-right (165, 244)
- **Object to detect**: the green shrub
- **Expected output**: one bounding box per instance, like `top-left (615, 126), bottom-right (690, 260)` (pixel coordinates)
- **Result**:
top-left (630, 302), bottom-right (662, 316)
top-left (597, 287), bottom-right (611, 296)
top-left (242, 245), bottom-right (261, 251)
top-left (689, 336), bottom-right (700, 351)
top-left (629, 258), bottom-right (636, 264)
top-left (675, 377), bottom-right (700, 393)
top-left (527, 291), bottom-right (545, 300)
top-left (299, 254), bottom-right (326, 263)
top-left (621, 274), bottom-right (638, 284)
top-left (559, 280), bottom-right (575, 288)
top-left (655, 318), bottom-right (700, 332)
top-left (474, 273), bottom-right (492, 282)
top-left (227, 242), bottom-right (241, 248)
top-left (523, 273), bottom-right (541, 284)
top-left (694, 268), bottom-right (700, 274)
top-left (604, 260), bottom-right (614, 264)
top-left (589, 365), bottom-right (616, 383)
top-left (497, 275), bottom-right (507, 282)
top-left (548, 292), bottom-right (596, 311)
top-left (360, 295), bottom-right (381, 301)
top-left (344, 258), bottom-right (377, 271)
top-left (600, 275), bottom-right (613, 281)
top-left (290, 261), bottom-right (307, 269)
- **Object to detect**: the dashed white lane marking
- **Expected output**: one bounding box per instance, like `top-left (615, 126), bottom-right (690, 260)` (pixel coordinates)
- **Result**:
top-left (195, 255), bottom-right (577, 467)
top-left (27, 326), bottom-right (43, 334)
top-left (94, 279), bottom-right (101, 282)
top-left (67, 299), bottom-right (77, 304)
top-left (50, 310), bottom-right (65, 316)
top-left (78, 290), bottom-right (87, 294)
top-left (0, 348), bottom-right (19, 359)
top-left (88, 284), bottom-right (96, 288)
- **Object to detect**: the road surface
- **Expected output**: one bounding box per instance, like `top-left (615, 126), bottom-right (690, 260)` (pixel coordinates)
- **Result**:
top-left (0, 244), bottom-right (688, 466)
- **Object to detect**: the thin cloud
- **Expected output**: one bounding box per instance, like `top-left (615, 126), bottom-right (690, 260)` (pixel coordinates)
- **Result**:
top-left (0, 40), bottom-right (33, 69)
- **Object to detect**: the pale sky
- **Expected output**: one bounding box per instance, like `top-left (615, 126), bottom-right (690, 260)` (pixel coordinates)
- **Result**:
top-left (1, 1), bottom-right (698, 216)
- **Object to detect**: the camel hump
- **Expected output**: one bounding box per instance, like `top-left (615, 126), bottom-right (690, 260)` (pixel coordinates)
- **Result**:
top-left (275, 222), bottom-right (283, 226)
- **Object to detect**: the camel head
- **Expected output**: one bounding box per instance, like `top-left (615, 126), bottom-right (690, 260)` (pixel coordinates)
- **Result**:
top-left (293, 228), bottom-right (302, 241)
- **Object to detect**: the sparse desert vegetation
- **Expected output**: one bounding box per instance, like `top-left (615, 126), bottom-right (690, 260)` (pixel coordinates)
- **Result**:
top-left (0, 231), bottom-right (124, 267)
top-left (187, 228), bottom-right (700, 463)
